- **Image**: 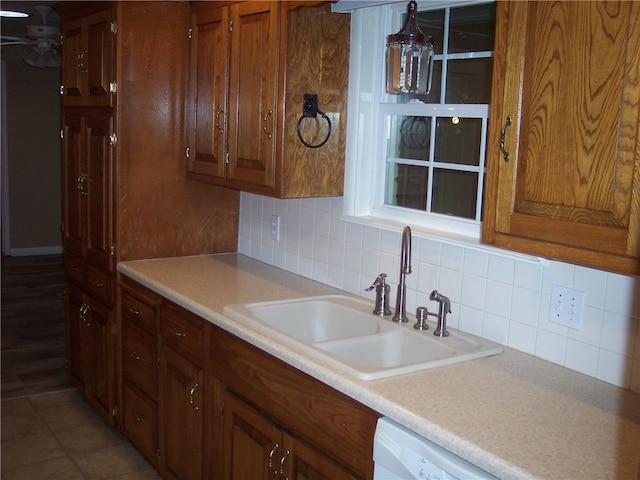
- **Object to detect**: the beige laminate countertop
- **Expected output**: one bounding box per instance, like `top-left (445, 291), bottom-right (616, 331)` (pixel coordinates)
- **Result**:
top-left (118, 254), bottom-right (640, 480)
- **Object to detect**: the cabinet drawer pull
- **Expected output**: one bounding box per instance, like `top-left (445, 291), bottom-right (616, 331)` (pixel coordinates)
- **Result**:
top-left (188, 383), bottom-right (200, 411)
top-left (90, 279), bottom-right (104, 288)
top-left (128, 305), bottom-right (142, 316)
top-left (268, 443), bottom-right (279, 476)
top-left (169, 327), bottom-right (186, 338)
top-left (130, 411), bottom-right (144, 422)
top-left (128, 352), bottom-right (143, 362)
top-left (262, 109), bottom-right (273, 139)
top-left (500, 116), bottom-right (512, 163)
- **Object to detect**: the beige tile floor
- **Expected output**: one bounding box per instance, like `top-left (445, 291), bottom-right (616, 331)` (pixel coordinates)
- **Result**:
top-left (1, 389), bottom-right (161, 480)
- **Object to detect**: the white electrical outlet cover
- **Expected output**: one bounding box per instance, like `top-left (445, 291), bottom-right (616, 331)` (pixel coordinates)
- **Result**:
top-left (549, 285), bottom-right (584, 331)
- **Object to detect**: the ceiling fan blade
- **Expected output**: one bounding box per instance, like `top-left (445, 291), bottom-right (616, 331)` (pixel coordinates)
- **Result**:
top-left (1, 35), bottom-right (37, 46)
top-left (1, 35), bottom-right (24, 42)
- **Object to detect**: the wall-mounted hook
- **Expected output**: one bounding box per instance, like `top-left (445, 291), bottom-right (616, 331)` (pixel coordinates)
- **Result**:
top-left (297, 94), bottom-right (331, 149)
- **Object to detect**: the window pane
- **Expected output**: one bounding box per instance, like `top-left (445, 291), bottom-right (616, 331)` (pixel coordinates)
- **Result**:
top-left (416, 9), bottom-right (445, 55)
top-left (435, 117), bottom-right (482, 166)
top-left (388, 116), bottom-right (431, 161)
top-left (432, 169), bottom-right (478, 219)
top-left (385, 163), bottom-right (428, 210)
top-left (448, 3), bottom-right (496, 53)
top-left (445, 58), bottom-right (493, 104)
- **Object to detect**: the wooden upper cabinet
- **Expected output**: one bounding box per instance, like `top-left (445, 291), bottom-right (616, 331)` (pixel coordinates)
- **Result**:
top-left (278, 2), bottom-right (350, 198)
top-left (483, 1), bottom-right (640, 275)
top-left (226, 1), bottom-right (280, 190)
top-left (61, 8), bottom-right (115, 107)
top-left (187, 6), bottom-right (229, 179)
top-left (186, 1), bottom-right (350, 198)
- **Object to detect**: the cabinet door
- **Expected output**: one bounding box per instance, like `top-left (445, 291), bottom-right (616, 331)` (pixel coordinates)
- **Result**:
top-left (83, 295), bottom-right (113, 421)
top-left (61, 110), bottom-right (114, 276)
top-left (61, 19), bottom-right (84, 105)
top-left (84, 111), bottom-right (114, 274)
top-left (187, 6), bottom-right (229, 179)
top-left (61, 9), bottom-right (114, 107)
top-left (483, 1), bottom-right (640, 275)
top-left (61, 110), bottom-right (85, 258)
top-left (222, 393), bottom-right (282, 480)
top-left (85, 9), bottom-right (114, 107)
top-left (159, 347), bottom-right (204, 480)
top-left (65, 283), bottom-right (88, 390)
top-left (227, 1), bottom-right (279, 189)
top-left (65, 283), bottom-right (114, 423)
top-left (283, 433), bottom-right (362, 480)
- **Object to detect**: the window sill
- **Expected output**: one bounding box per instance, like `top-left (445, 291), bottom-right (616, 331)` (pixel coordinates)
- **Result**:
top-left (341, 214), bottom-right (550, 266)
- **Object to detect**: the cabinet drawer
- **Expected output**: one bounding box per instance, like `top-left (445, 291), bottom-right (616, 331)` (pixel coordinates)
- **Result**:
top-left (122, 382), bottom-right (157, 465)
top-left (160, 303), bottom-right (206, 363)
top-left (64, 252), bottom-right (86, 285)
top-left (122, 291), bottom-right (157, 334)
top-left (87, 266), bottom-right (113, 304)
top-left (122, 322), bottom-right (157, 398)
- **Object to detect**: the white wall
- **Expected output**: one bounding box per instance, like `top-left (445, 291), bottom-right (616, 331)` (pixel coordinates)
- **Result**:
top-left (238, 192), bottom-right (640, 393)
top-left (2, 59), bottom-right (62, 256)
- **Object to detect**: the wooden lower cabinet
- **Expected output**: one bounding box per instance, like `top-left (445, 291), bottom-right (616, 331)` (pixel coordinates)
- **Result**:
top-left (119, 280), bottom-right (159, 465)
top-left (158, 300), bottom-right (206, 480)
top-left (223, 392), bottom-right (361, 480)
top-left (118, 279), bottom-right (378, 479)
top-left (158, 347), bottom-right (204, 480)
top-left (209, 323), bottom-right (379, 480)
top-left (66, 282), bottom-right (114, 423)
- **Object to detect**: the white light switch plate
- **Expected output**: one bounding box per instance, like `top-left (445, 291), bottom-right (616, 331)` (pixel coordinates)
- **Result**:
top-left (270, 215), bottom-right (280, 241)
top-left (549, 285), bottom-right (585, 331)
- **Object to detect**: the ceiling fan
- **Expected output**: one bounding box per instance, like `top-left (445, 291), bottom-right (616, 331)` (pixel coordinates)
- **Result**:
top-left (1, 5), bottom-right (61, 68)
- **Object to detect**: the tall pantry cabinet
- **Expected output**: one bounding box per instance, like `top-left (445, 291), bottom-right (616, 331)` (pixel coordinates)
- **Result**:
top-left (58, 1), bottom-right (239, 425)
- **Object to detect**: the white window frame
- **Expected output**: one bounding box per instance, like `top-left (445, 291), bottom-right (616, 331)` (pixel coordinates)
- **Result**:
top-left (342, 0), bottom-right (495, 242)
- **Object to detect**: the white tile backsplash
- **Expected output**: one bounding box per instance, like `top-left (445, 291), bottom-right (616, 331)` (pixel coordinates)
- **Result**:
top-left (238, 193), bottom-right (640, 393)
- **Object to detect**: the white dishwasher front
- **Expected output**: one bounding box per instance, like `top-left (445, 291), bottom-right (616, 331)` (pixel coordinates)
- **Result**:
top-left (373, 417), bottom-right (497, 480)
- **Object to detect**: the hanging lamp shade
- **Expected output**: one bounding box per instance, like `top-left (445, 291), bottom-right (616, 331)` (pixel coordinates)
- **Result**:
top-left (385, 1), bottom-right (434, 95)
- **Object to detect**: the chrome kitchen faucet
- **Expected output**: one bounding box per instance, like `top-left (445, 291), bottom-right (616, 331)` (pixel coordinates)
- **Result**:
top-left (392, 226), bottom-right (412, 323)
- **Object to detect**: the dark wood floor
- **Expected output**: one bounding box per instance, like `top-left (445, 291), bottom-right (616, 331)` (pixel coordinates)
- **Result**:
top-left (1, 254), bottom-right (70, 399)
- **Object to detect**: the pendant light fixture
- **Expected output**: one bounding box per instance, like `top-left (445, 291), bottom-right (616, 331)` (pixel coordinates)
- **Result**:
top-left (385, 1), bottom-right (434, 95)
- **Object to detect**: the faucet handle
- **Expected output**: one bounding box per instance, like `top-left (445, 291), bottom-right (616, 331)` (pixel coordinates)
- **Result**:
top-left (366, 273), bottom-right (387, 291)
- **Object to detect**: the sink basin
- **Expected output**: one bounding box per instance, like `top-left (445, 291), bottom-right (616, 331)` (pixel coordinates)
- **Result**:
top-left (224, 295), bottom-right (502, 380)
top-left (229, 295), bottom-right (392, 343)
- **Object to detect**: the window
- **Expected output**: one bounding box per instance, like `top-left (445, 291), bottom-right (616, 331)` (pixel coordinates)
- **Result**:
top-left (343, 1), bottom-right (496, 239)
